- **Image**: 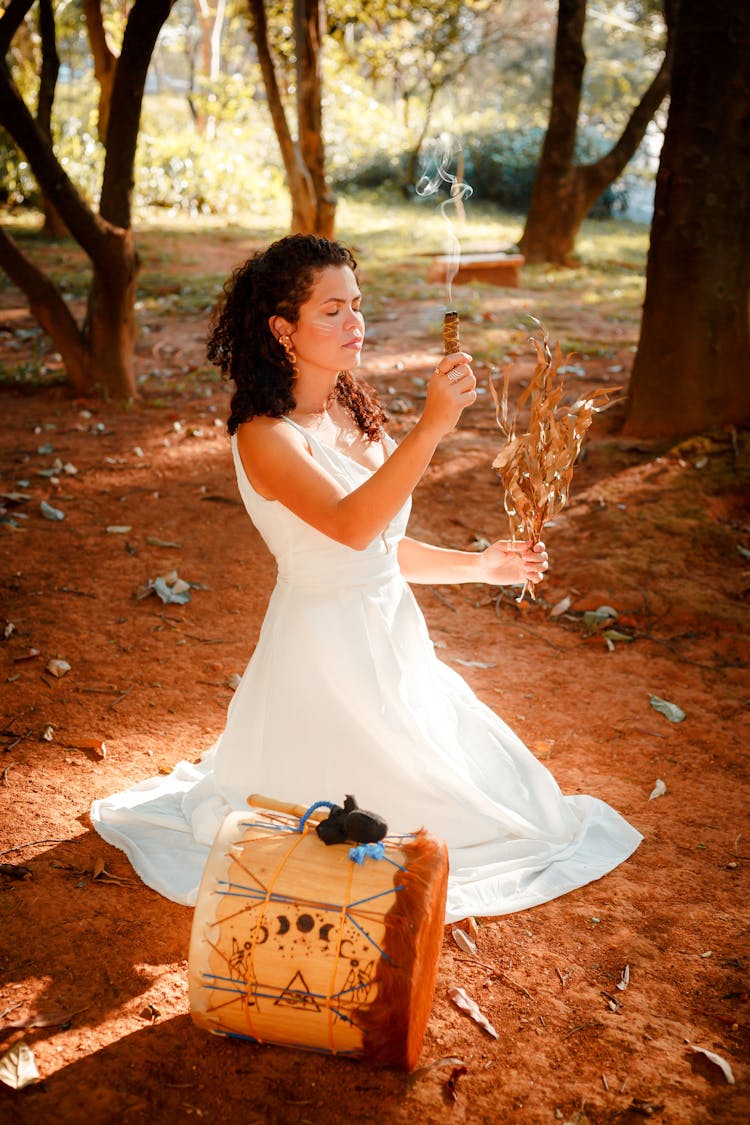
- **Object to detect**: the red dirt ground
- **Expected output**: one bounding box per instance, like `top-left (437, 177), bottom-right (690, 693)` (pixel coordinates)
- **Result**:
top-left (0, 237), bottom-right (748, 1124)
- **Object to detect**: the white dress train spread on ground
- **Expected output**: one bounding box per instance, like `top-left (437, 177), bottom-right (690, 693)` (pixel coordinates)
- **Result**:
top-left (91, 423), bottom-right (641, 922)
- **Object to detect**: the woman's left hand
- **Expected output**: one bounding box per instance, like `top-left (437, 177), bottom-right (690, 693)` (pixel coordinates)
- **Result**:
top-left (476, 539), bottom-right (548, 586)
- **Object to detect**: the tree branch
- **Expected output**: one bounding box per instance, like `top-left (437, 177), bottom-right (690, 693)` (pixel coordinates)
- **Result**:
top-left (0, 225), bottom-right (88, 388)
top-left (36, 0), bottom-right (59, 141)
top-left (0, 0), bottom-right (34, 55)
top-left (0, 61), bottom-right (109, 256)
top-left (99, 0), bottom-right (176, 226)
top-left (583, 38), bottom-right (673, 195)
top-left (247, 0), bottom-right (298, 182)
top-left (83, 0), bottom-right (117, 140)
top-left (540, 0), bottom-right (587, 170)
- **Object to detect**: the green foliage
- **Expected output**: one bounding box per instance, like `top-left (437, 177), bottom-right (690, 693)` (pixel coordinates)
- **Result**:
top-left (135, 128), bottom-right (286, 216)
top-left (0, 0), bottom-right (661, 231)
top-left (0, 131), bottom-right (37, 205)
top-left (335, 125), bottom-right (631, 218)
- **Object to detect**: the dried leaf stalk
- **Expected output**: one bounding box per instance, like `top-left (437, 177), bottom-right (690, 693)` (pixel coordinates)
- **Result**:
top-left (489, 325), bottom-right (618, 598)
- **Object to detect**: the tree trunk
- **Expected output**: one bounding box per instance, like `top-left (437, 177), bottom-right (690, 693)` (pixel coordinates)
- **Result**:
top-left (519, 0), bottom-right (673, 265)
top-left (84, 229), bottom-right (141, 400)
top-left (0, 0), bottom-right (176, 399)
top-left (192, 0), bottom-right (226, 137)
top-left (295, 0), bottom-right (335, 237)
top-left (83, 0), bottom-right (117, 142)
top-left (518, 0), bottom-right (586, 264)
top-left (0, 224), bottom-right (91, 392)
top-left (624, 0), bottom-right (750, 438)
top-left (36, 0), bottom-right (67, 237)
top-left (248, 0), bottom-right (334, 237)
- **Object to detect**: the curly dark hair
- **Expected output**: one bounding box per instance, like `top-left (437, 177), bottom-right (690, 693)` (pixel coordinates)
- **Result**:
top-left (206, 234), bottom-right (387, 439)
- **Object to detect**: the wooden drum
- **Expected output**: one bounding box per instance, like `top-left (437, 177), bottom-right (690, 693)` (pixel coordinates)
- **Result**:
top-left (188, 800), bottom-right (448, 1070)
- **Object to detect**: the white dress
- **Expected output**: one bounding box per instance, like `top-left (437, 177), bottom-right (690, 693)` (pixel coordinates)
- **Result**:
top-left (91, 422), bottom-right (641, 922)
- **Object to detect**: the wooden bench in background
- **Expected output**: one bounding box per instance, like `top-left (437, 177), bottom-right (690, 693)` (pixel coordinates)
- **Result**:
top-left (429, 251), bottom-right (525, 288)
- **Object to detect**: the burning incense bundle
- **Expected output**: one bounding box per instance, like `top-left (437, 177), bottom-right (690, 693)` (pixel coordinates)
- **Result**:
top-left (443, 310), bottom-right (460, 354)
top-left (489, 325), bottom-right (617, 598)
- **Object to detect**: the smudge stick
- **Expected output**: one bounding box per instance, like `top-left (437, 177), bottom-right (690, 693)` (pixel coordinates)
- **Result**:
top-left (443, 310), bottom-right (460, 355)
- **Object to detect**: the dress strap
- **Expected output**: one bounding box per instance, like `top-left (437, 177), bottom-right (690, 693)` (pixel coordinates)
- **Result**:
top-left (280, 415), bottom-right (314, 454)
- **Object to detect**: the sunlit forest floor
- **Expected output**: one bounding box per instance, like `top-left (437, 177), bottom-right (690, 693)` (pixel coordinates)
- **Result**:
top-left (1, 205), bottom-right (748, 1124)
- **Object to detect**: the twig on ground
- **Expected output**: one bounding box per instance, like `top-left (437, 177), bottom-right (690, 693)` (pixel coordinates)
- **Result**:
top-left (2, 729), bottom-right (32, 753)
top-left (0, 839), bottom-right (69, 857)
top-left (109, 685), bottom-right (134, 710)
top-left (564, 1022), bottom-right (602, 1039)
top-left (428, 586), bottom-right (457, 611)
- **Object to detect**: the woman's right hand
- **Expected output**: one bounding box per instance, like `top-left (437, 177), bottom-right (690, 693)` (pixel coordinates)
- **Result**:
top-left (420, 351), bottom-right (477, 437)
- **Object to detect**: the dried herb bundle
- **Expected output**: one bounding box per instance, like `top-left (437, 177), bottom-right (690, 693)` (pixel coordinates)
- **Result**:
top-left (489, 326), bottom-right (617, 597)
top-left (443, 310), bottom-right (460, 354)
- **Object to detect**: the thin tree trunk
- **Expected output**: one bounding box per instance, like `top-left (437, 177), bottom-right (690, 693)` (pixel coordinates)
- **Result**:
top-left (37, 0), bottom-right (67, 238)
top-left (0, 226), bottom-right (90, 391)
top-left (192, 0), bottom-right (226, 136)
top-left (100, 0), bottom-right (175, 228)
top-left (84, 230), bottom-right (140, 400)
top-left (519, 0), bottom-right (586, 264)
top-left (519, 0), bottom-right (673, 264)
top-left (83, 0), bottom-right (117, 142)
top-left (295, 0), bottom-right (335, 237)
top-left (624, 0), bottom-right (750, 437)
top-left (248, 0), bottom-right (317, 234)
top-left (0, 0), bottom-right (175, 399)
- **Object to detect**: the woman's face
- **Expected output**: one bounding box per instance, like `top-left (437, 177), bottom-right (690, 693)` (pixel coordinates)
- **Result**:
top-left (284, 265), bottom-right (364, 377)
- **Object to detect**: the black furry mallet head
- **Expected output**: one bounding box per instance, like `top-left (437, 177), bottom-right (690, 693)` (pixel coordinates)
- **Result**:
top-left (316, 795), bottom-right (388, 846)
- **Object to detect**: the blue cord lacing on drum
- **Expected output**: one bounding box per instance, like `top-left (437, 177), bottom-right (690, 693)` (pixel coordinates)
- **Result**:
top-left (297, 800), bottom-right (335, 832)
top-left (348, 841), bottom-right (386, 864)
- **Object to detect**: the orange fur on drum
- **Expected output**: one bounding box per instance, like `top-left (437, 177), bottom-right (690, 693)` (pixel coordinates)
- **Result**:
top-left (188, 804), bottom-right (448, 1070)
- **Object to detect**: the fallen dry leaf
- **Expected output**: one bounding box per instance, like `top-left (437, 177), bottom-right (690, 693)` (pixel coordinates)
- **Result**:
top-left (46, 658), bottom-right (71, 678)
top-left (61, 738), bottom-right (107, 760)
top-left (448, 986), bottom-right (499, 1039)
top-left (649, 694), bottom-right (686, 723)
top-left (0, 1041), bottom-right (40, 1089)
top-left (451, 927), bottom-right (478, 956)
top-left (688, 1043), bottom-right (735, 1084)
top-left (446, 1064), bottom-right (468, 1102)
top-left (406, 1055), bottom-right (466, 1087)
top-left (627, 1099), bottom-right (665, 1117)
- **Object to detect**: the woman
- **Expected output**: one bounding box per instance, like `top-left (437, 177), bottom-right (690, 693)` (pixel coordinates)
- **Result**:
top-left (91, 234), bottom-right (641, 922)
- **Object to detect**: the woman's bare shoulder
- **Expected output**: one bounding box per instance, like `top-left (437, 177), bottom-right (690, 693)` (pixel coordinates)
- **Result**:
top-left (236, 415), bottom-right (301, 451)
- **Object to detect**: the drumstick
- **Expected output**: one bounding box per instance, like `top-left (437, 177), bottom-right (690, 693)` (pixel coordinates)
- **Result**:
top-left (246, 793), bottom-right (327, 821)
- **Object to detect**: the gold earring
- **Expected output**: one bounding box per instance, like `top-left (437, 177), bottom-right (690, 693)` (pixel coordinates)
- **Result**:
top-left (279, 334), bottom-right (298, 377)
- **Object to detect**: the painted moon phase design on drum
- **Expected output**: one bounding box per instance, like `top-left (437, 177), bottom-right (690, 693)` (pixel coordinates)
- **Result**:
top-left (276, 915), bottom-right (290, 935)
top-left (296, 913), bottom-right (314, 933)
top-left (254, 925), bottom-right (269, 945)
top-left (319, 923), bottom-right (334, 943)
